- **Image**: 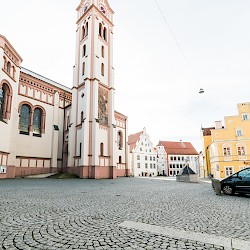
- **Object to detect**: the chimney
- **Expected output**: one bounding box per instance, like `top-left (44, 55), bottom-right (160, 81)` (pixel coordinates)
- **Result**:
top-left (215, 121), bottom-right (222, 129)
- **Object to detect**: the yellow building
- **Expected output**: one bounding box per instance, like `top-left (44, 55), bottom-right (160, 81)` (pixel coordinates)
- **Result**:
top-left (202, 103), bottom-right (250, 179)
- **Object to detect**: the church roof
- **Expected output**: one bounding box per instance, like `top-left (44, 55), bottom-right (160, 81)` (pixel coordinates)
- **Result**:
top-left (128, 131), bottom-right (143, 153)
top-left (158, 141), bottom-right (198, 155)
top-left (21, 67), bottom-right (71, 93)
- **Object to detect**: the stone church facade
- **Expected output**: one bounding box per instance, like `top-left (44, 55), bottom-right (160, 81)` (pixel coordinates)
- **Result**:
top-left (0, 0), bottom-right (129, 179)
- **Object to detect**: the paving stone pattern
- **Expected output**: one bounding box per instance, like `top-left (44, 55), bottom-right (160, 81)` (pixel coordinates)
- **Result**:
top-left (0, 178), bottom-right (249, 249)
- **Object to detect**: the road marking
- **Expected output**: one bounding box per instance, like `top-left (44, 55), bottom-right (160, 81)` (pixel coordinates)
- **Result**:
top-left (119, 221), bottom-right (250, 250)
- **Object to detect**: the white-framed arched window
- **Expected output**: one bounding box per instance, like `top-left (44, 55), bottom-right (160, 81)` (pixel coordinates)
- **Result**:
top-left (19, 104), bottom-right (31, 135)
top-left (0, 81), bottom-right (12, 121)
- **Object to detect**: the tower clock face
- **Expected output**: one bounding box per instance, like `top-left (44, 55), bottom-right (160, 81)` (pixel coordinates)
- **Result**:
top-left (99, 4), bottom-right (106, 15)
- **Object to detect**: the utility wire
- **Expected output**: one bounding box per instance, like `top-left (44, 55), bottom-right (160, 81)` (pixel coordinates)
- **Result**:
top-left (153, 0), bottom-right (201, 87)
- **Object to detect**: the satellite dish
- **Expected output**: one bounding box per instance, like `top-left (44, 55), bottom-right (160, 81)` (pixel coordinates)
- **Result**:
top-left (199, 88), bottom-right (204, 94)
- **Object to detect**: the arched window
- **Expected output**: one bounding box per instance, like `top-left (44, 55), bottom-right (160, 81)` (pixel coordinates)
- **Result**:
top-left (85, 22), bottom-right (88, 36)
top-left (83, 44), bottom-right (86, 57)
top-left (100, 143), bottom-right (104, 156)
top-left (82, 26), bottom-right (85, 39)
top-left (101, 63), bottom-right (104, 76)
top-left (99, 23), bottom-right (102, 37)
top-left (12, 66), bottom-right (16, 79)
top-left (33, 108), bottom-right (42, 137)
top-left (0, 82), bottom-right (12, 121)
top-left (82, 62), bottom-right (85, 75)
top-left (103, 27), bottom-right (107, 41)
top-left (118, 131), bottom-right (123, 150)
top-left (6, 62), bottom-right (11, 74)
top-left (119, 156), bottom-right (122, 164)
top-left (20, 104), bottom-right (31, 135)
top-left (101, 46), bottom-right (104, 58)
top-left (0, 87), bottom-right (5, 121)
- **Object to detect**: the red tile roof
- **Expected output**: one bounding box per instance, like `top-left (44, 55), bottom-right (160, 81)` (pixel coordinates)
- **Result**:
top-left (158, 141), bottom-right (198, 155)
top-left (128, 131), bottom-right (143, 153)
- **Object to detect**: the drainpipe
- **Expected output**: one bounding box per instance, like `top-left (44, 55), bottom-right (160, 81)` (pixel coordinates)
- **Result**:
top-left (61, 92), bottom-right (66, 173)
top-left (125, 118), bottom-right (128, 177)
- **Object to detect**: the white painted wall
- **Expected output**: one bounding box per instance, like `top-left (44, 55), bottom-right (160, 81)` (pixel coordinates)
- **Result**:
top-left (130, 128), bottom-right (157, 177)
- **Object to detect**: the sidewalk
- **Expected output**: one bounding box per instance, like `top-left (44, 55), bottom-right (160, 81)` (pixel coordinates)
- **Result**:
top-left (136, 176), bottom-right (212, 183)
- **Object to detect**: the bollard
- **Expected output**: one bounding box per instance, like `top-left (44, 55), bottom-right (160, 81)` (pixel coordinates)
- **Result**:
top-left (211, 178), bottom-right (222, 196)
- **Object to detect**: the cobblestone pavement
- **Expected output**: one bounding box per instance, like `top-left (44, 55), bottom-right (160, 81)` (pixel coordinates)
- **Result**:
top-left (0, 178), bottom-right (249, 249)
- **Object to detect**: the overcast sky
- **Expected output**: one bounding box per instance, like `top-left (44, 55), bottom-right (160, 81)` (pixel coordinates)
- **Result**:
top-left (1, 0), bottom-right (250, 151)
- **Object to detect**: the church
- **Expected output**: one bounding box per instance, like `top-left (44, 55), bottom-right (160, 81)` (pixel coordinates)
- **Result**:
top-left (0, 0), bottom-right (129, 179)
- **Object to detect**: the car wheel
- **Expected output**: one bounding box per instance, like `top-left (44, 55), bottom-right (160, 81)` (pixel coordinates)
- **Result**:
top-left (222, 185), bottom-right (235, 195)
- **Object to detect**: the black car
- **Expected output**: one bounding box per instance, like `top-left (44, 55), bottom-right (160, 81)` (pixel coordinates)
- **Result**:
top-left (221, 167), bottom-right (250, 195)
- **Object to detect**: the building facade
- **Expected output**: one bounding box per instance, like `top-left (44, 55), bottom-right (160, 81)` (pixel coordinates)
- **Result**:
top-left (158, 141), bottom-right (199, 177)
top-left (128, 128), bottom-right (157, 177)
top-left (0, 0), bottom-right (129, 179)
top-left (156, 145), bottom-right (167, 176)
top-left (202, 103), bottom-right (250, 179)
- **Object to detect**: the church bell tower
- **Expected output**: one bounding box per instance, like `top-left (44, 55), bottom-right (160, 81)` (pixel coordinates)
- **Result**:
top-left (68, 0), bottom-right (117, 179)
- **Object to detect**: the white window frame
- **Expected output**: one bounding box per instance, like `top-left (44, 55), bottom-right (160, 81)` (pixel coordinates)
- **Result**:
top-left (224, 166), bottom-right (234, 177)
top-left (236, 129), bottom-right (243, 137)
top-left (222, 144), bottom-right (231, 156)
top-left (236, 144), bottom-right (246, 156)
top-left (242, 113), bottom-right (249, 121)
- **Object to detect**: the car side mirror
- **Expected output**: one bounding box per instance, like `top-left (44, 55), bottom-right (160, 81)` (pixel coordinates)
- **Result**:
top-left (237, 175), bottom-right (242, 180)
